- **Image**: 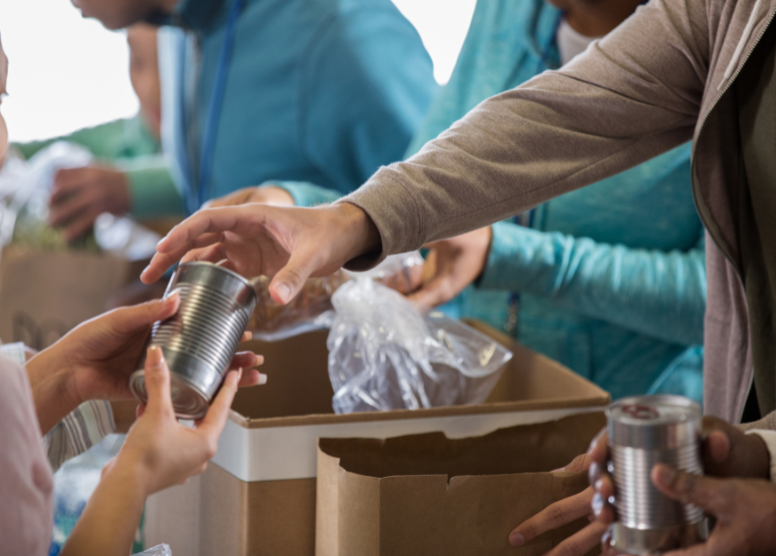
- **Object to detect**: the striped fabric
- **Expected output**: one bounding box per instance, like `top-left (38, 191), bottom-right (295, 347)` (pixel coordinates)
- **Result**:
top-left (44, 400), bottom-right (115, 472)
top-left (0, 343), bottom-right (116, 472)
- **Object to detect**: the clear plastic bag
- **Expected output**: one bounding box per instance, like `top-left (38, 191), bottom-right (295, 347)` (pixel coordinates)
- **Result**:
top-left (248, 271), bottom-right (348, 341)
top-left (249, 252), bottom-right (425, 341)
top-left (135, 545), bottom-right (171, 555)
top-left (0, 142), bottom-right (160, 258)
top-left (327, 278), bottom-right (513, 414)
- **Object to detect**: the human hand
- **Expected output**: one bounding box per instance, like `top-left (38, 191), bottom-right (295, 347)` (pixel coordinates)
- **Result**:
top-left (26, 295), bottom-right (262, 434)
top-left (508, 431), bottom-right (610, 554)
top-left (509, 416), bottom-right (771, 555)
top-left (60, 346), bottom-right (243, 556)
top-left (590, 415), bottom-right (771, 532)
top-left (204, 185), bottom-right (295, 208)
top-left (140, 203), bottom-right (381, 305)
top-left (406, 227), bottom-right (492, 310)
top-left (109, 346), bottom-right (241, 496)
top-left (652, 466), bottom-right (776, 556)
top-left (49, 165), bottom-right (131, 241)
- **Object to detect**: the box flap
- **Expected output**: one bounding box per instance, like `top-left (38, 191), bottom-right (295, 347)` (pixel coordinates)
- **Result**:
top-left (229, 324), bottom-right (609, 429)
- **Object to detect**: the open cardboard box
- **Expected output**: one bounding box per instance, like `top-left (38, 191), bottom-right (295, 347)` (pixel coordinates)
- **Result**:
top-left (316, 412), bottom-right (606, 556)
top-left (145, 322), bottom-right (610, 556)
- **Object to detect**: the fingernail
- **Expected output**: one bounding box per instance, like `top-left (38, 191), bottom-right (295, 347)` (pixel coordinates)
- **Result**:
top-left (166, 289), bottom-right (181, 302)
top-left (592, 492), bottom-right (605, 516)
top-left (275, 283), bottom-right (291, 303)
top-left (551, 467), bottom-right (565, 473)
top-left (258, 373), bottom-right (268, 385)
top-left (509, 532), bottom-right (524, 547)
top-left (237, 368), bottom-right (243, 380)
top-left (147, 345), bottom-right (162, 366)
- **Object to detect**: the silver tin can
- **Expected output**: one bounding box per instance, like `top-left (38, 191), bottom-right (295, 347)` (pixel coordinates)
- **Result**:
top-left (130, 262), bottom-right (258, 419)
top-left (607, 395), bottom-right (708, 555)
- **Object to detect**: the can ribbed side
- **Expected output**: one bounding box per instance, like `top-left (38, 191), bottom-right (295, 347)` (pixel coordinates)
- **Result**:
top-left (148, 282), bottom-right (252, 374)
top-left (612, 443), bottom-right (704, 530)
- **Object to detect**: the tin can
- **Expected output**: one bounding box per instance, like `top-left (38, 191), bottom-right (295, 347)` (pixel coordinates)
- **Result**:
top-left (607, 395), bottom-right (708, 555)
top-left (130, 262), bottom-right (258, 419)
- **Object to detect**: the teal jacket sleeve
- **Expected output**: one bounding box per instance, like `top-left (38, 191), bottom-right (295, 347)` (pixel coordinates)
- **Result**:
top-left (263, 180), bottom-right (342, 207)
top-left (13, 120), bottom-right (131, 161)
top-left (118, 156), bottom-right (185, 219)
top-left (480, 221), bottom-right (706, 346)
top-left (299, 5), bottom-right (439, 193)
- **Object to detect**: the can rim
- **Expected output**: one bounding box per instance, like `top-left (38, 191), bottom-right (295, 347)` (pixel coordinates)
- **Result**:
top-left (178, 261), bottom-right (258, 302)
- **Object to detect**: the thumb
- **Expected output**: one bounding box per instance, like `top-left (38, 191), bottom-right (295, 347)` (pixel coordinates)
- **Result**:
top-left (111, 291), bottom-right (180, 334)
top-left (268, 246), bottom-right (318, 304)
top-left (143, 346), bottom-right (174, 417)
top-left (651, 465), bottom-right (726, 514)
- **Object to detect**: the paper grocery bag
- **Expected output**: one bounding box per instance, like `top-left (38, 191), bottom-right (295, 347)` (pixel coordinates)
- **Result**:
top-left (316, 412), bottom-right (606, 556)
top-left (0, 247), bottom-right (144, 349)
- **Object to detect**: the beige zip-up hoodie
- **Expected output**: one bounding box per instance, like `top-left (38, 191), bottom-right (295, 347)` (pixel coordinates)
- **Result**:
top-left (345, 0), bottom-right (776, 426)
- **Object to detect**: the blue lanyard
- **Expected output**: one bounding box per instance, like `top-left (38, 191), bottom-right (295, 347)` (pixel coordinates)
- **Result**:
top-left (186, 0), bottom-right (245, 215)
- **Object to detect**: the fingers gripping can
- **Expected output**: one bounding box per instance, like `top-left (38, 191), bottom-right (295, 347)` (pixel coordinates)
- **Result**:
top-left (130, 262), bottom-right (258, 420)
top-left (607, 395), bottom-right (708, 555)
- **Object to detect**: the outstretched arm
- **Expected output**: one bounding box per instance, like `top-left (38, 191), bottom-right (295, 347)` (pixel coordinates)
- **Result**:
top-left (344, 0), bottom-right (709, 258)
top-left (142, 0), bottom-right (710, 305)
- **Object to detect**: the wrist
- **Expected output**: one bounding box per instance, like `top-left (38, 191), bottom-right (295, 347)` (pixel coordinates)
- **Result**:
top-left (337, 202), bottom-right (381, 260)
top-left (746, 430), bottom-right (775, 480)
top-left (25, 347), bottom-right (81, 434)
top-left (110, 449), bottom-right (155, 499)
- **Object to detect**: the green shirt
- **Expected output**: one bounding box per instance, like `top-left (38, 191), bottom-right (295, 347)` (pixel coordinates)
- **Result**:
top-left (13, 116), bottom-right (183, 219)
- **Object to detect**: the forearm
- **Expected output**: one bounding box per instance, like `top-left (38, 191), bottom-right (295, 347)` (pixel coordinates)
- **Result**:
top-left (479, 222), bottom-right (706, 345)
top-left (24, 348), bottom-right (78, 435)
top-left (60, 459), bottom-right (147, 556)
top-left (344, 0), bottom-right (706, 257)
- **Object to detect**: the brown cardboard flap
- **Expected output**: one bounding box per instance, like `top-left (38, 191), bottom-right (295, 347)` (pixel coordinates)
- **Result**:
top-left (316, 413), bottom-right (606, 556)
top-left (230, 324), bottom-right (609, 429)
top-left (0, 247), bottom-right (146, 349)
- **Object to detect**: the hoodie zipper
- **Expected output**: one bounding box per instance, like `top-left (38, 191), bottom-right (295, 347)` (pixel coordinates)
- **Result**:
top-left (692, 3), bottom-right (776, 423)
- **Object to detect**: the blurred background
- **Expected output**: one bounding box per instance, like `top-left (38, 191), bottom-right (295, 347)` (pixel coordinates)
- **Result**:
top-left (0, 0), bottom-right (476, 142)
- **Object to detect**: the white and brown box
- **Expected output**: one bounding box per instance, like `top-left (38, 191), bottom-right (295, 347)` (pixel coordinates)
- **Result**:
top-left (145, 322), bottom-right (610, 556)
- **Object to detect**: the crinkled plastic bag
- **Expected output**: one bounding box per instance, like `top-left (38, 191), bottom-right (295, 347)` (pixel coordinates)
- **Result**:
top-left (327, 278), bottom-right (512, 414)
top-left (135, 545), bottom-right (171, 555)
top-left (0, 142), bottom-right (159, 258)
top-left (249, 252), bottom-right (425, 341)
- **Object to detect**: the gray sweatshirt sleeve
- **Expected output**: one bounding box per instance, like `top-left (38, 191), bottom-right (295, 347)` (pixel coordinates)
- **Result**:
top-left (342, 0), bottom-right (710, 262)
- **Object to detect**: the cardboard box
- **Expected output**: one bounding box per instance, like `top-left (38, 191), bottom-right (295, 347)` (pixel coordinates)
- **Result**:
top-left (316, 412), bottom-right (606, 556)
top-left (0, 246), bottom-right (146, 349)
top-left (145, 322), bottom-right (610, 556)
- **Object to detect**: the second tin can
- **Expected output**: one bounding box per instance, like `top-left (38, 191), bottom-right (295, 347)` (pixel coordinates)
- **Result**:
top-left (607, 395), bottom-right (708, 555)
top-left (130, 262), bottom-right (258, 419)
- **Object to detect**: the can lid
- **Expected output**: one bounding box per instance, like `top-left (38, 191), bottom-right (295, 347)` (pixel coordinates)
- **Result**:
top-left (607, 395), bottom-right (701, 449)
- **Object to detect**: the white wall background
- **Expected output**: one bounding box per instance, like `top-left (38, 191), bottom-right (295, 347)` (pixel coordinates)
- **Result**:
top-left (0, 0), bottom-right (476, 143)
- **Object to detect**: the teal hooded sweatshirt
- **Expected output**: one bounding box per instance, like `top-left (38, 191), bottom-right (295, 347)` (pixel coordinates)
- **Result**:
top-left (157, 0), bottom-right (438, 213)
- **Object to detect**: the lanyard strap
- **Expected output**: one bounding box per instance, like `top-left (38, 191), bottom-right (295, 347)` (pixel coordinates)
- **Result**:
top-left (187, 0), bottom-right (246, 214)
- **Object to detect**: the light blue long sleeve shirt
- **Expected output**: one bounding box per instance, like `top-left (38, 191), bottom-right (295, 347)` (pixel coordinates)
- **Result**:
top-left (156, 0), bottom-right (438, 211)
top-left (275, 0), bottom-right (706, 403)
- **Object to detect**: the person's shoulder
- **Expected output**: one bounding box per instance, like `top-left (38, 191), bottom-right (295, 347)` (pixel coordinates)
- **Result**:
top-left (328, 0), bottom-right (418, 34)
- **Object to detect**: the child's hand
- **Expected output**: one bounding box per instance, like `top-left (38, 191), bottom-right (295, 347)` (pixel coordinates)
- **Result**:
top-left (110, 346), bottom-right (240, 496)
